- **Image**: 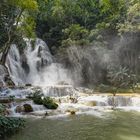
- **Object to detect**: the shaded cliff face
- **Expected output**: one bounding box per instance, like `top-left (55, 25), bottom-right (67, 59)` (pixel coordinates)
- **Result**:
top-left (0, 64), bottom-right (14, 87)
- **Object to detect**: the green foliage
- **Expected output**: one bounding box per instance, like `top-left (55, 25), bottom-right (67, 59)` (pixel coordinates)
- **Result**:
top-left (35, 0), bottom-right (102, 49)
top-left (62, 24), bottom-right (89, 47)
top-left (0, 104), bottom-right (6, 115)
top-left (18, 16), bottom-right (36, 38)
top-left (0, 0), bottom-right (139, 51)
top-left (118, 0), bottom-right (140, 33)
top-left (0, 116), bottom-right (25, 138)
top-left (0, 0), bottom-right (140, 86)
top-left (30, 91), bottom-right (43, 105)
top-left (0, 103), bottom-right (25, 138)
top-left (43, 97), bottom-right (58, 110)
top-left (0, 0), bottom-right (39, 64)
top-left (107, 66), bottom-right (138, 94)
top-left (23, 104), bottom-right (33, 112)
top-left (35, 0), bottom-right (130, 49)
top-left (29, 92), bottom-right (58, 109)
top-left (97, 84), bottom-right (115, 93)
top-left (9, 0), bottom-right (38, 10)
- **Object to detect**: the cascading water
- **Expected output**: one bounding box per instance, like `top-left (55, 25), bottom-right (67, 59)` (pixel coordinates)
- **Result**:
top-left (6, 38), bottom-right (73, 86)
top-left (6, 44), bottom-right (27, 85)
top-left (1, 38), bottom-right (140, 118)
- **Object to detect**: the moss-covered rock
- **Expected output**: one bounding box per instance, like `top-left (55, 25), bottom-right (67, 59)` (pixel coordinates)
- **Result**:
top-left (27, 92), bottom-right (43, 105)
top-left (70, 111), bottom-right (76, 115)
top-left (25, 84), bottom-right (32, 87)
top-left (23, 104), bottom-right (33, 112)
top-left (15, 104), bottom-right (33, 113)
top-left (30, 93), bottom-right (58, 110)
top-left (33, 96), bottom-right (43, 105)
top-left (43, 97), bottom-right (58, 110)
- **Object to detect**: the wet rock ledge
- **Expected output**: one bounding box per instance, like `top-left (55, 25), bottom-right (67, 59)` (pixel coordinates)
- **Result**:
top-left (0, 64), bottom-right (15, 87)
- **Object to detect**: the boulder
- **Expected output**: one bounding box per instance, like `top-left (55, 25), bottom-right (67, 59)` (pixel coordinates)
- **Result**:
top-left (69, 96), bottom-right (78, 103)
top-left (4, 75), bottom-right (15, 86)
top-left (15, 105), bottom-right (25, 113)
top-left (23, 104), bottom-right (33, 112)
top-left (32, 94), bottom-right (59, 110)
top-left (43, 97), bottom-right (58, 110)
top-left (43, 102), bottom-right (58, 110)
top-left (25, 84), bottom-right (32, 87)
top-left (66, 109), bottom-right (77, 115)
top-left (15, 104), bottom-right (33, 113)
top-left (70, 110), bottom-right (76, 115)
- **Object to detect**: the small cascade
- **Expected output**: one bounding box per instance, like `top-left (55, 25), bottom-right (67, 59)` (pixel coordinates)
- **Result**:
top-left (0, 87), bottom-right (33, 99)
top-left (131, 97), bottom-right (140, 107)
top-left (78, 95), bottom-right (109, 106)
top-left (42, 85), bottom-right (76, 97)
top-left (1, 85), bottom-right (140, 117)
top-left (1, 38), bottom-right (140, 118)
top-left (107, 96), bottom-right (132, 107)
top-left (78, 95), bottom-right (140, 108)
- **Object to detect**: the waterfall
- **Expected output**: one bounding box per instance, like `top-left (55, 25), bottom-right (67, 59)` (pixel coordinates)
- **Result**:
top-left (2, 38), bottom-right (140, 118)
top-left (6, 44), bottom-right (26, 85)
top-left (6, 38), bottom-right (73, 86)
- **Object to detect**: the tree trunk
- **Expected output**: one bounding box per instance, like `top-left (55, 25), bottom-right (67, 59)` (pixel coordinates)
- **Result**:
top-left (0, 9), bottom-right (24, 65)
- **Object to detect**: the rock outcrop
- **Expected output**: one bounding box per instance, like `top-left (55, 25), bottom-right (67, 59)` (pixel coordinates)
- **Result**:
top-left (15, 104), bottom-right (33, 113)
top-left (0, 64), bottom-right (14, 87)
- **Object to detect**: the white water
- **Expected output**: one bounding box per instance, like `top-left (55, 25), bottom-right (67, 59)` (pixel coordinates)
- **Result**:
top-left (6, 38), bottom-right (73, 86)
top-left (1, 38), bottom-right (140, 118)
top-left (6, 44), bottom-right (26, 85)
top-left (1, 86), bottom-right (140, 118)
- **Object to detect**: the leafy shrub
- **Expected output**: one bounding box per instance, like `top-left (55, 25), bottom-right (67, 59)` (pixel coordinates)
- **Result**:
top-left (97, 84), bottom-right (133, 93)
top-left (62, 24), bottom-right (89, 47)
top-left (32, 94), bottom-right (43, 105)
top-left (30, 93), bottom-right (58, 109)
top-left (0, 104), bottom-right (6, 115)
top-left (107, 66), bottom-right (138, 94)
top-left (97, 84), bottom-right (115, 93)
top-left (0, 116), bottom-right (25, 138)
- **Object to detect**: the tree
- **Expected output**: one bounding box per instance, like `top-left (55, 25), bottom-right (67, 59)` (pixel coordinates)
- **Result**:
top-left (62, 24), bottom-right (89, 47)
top-left (107, 66), bottom-right (138, 108)
top-left (0, 0), bottom-right (38, 65)
top-left (118, 0), bottom-right (140, 34)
